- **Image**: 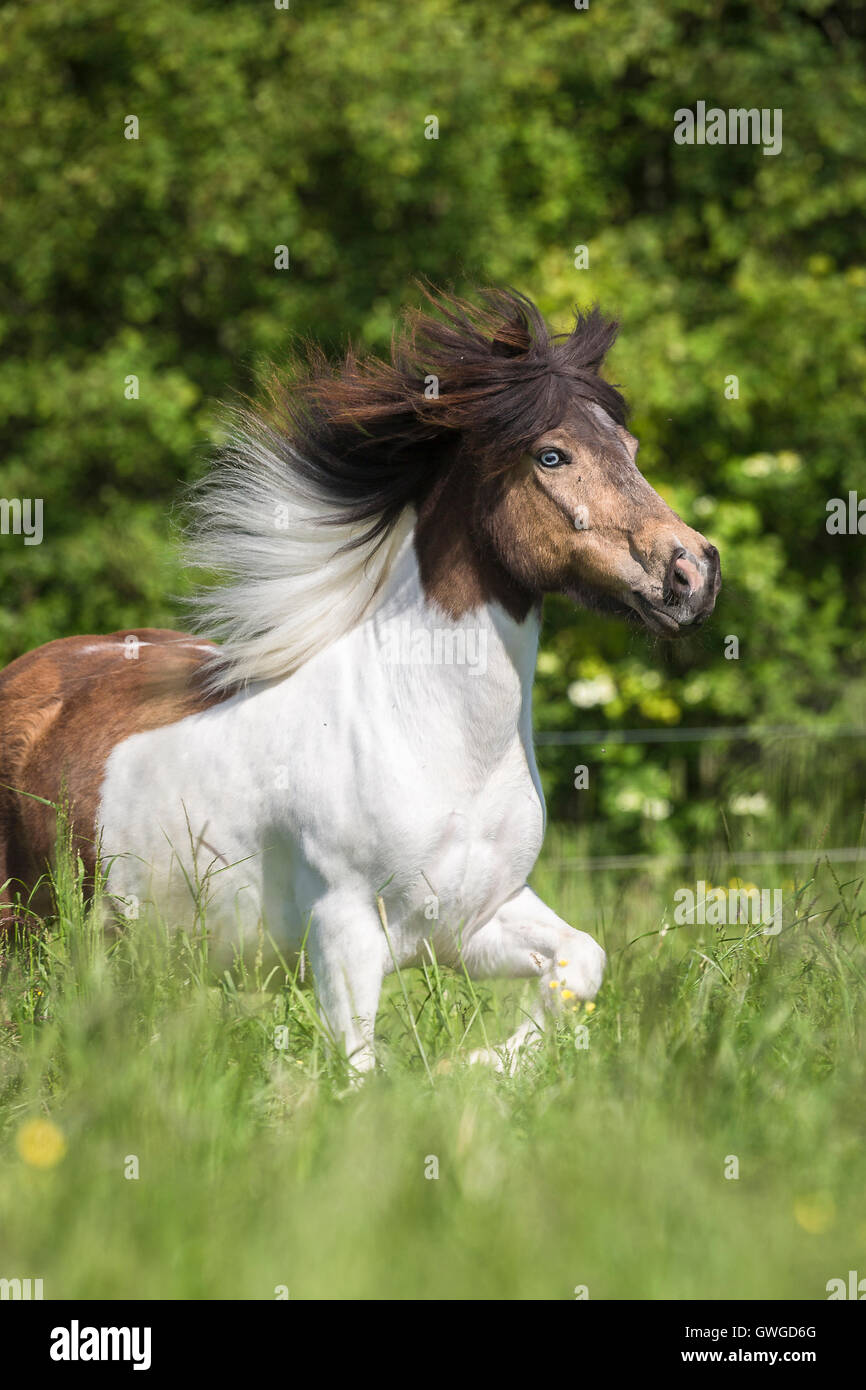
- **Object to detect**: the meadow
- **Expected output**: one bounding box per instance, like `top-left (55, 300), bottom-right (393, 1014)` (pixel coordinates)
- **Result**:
top-left (1, 801), bottom-right (863, 1301)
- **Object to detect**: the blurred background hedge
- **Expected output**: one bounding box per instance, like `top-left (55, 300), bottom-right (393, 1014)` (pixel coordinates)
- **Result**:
top-left (1, 0), bottom-right (865, 849)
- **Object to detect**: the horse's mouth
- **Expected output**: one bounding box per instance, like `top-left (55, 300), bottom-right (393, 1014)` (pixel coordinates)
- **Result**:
top-left (561, 581), bottom-right (715, 638)
top-left (630, 594), bottom-right (710, 638)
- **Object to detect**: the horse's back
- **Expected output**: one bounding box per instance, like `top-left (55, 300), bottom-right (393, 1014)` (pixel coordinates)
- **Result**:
top-left (0, 629), bottom-right (224, 925)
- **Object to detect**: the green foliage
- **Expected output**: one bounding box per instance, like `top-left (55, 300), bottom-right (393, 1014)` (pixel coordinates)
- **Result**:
top-left (1, 0), bottom-right (865, 843)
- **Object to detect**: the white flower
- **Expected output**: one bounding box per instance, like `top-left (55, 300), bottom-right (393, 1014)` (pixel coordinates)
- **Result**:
top-left (741, 454), bottom-right (774, 477)
top-left (615, 788), bottom-right (643, 813)
top-left (730, 793), bottom-right (770, 816)
top-left (642, 797), bottom-right (671, 821)
top-left (567, 674), bottom-right (616, 708)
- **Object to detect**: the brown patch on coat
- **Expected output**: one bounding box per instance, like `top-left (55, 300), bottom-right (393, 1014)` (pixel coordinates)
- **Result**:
top-left (0, 629), bottom-right (230, 928)
top-left (413, 456), bottom-right (535, 622)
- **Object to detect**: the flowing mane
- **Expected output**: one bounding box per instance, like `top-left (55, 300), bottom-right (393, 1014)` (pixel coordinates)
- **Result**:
top-left (184, 285), bottom-right (626, 692)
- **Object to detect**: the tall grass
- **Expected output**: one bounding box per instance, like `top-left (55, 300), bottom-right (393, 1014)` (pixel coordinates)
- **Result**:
top-left (0, 817), bottom-right (864, 1299)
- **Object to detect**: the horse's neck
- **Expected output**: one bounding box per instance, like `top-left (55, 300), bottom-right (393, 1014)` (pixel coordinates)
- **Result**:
top-left (368, 528), bottom-right (540, 748)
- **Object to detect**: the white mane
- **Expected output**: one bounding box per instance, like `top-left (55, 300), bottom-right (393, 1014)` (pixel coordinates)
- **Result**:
top-left (185, 423), bottom-right (414, 693)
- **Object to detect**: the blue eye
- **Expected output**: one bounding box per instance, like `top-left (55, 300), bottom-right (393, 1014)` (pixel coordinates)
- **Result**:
top-left (538, 448), bottom-right (566, 468)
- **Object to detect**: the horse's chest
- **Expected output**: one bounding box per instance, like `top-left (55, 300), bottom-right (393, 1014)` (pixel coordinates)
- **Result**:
top-left (402, 755), bottom-right (545, 928)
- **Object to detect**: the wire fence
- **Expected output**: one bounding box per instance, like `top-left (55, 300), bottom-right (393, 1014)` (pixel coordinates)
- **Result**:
top-left (546, 848), bottom-right (866, 873)
top-left (536, 723), bottom-right (866, 873)
top-left (535, 723), bottom-right (866, 745)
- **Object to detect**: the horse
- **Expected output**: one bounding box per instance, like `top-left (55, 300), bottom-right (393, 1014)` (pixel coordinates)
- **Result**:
top-left (0, 286), bottom-right (721, 1072)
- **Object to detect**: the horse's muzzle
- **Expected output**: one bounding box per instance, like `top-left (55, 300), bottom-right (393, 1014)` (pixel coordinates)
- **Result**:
top-left (636, 543), bottom-right (721, 636)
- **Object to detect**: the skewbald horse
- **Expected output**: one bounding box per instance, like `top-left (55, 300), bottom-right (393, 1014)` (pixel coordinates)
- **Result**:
top-left (0, 287), bottom-right (720, 1072)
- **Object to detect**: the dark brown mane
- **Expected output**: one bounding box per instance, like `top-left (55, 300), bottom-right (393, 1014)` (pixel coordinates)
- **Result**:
top-left (249, 284), bottom-right (626, 547)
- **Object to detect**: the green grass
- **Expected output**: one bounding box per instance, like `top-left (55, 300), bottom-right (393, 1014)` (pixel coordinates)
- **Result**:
top-left (1, 822), bottom-right (865, 1300)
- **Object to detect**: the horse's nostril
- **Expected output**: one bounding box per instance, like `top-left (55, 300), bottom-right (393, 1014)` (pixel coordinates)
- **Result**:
top-left (672, 559), bottom-right (692, 593)
top-left (666, 547), bottom-right (700, 599)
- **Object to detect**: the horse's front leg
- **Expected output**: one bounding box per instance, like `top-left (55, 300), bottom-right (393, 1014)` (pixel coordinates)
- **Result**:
top-left (306, 892), bottom-right (389, 1077)
top-left (459, 885), bottom-right (605, 1073)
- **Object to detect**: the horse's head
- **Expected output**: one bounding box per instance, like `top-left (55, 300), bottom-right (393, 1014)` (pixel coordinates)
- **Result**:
top-left (407, 287), bottom-right (721, 636)
top-left (485, 398), bottom-right (721, 638)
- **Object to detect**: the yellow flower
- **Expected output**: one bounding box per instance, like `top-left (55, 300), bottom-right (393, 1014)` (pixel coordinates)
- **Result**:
top-left (16, 1118), bottom-right (67, 1169)
top-left (793, 1193), bottom-right (836, 1235)
top-left (561, 989), bottom-right (575, 1001)
top-left (549, 980), bottom-right (559, 989)
top-left (584, 1001), bottom-right (596, 1014)
top-left (558, 959), bottom-right (569, 967)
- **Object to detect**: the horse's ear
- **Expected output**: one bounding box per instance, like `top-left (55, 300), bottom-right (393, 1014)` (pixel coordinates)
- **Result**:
top-left (565, 304), bottom-right (620, 374)
top-left (490, 320), bottom-right (532, 358)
